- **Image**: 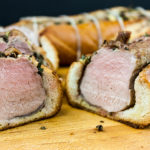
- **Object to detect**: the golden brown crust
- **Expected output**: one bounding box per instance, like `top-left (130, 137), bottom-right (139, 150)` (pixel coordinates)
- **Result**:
top-left (0, 61), bottom-right (62, 130)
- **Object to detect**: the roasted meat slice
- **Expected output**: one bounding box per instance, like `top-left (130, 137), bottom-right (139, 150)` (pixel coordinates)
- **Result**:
top-left (0, 30), bottom-right (62, 130)
top-left (66, 31), bottom-right (150, 128)
top-left (0, 57), bottom-right (46, 120)
top-left (80, 47), bottom-right (136, 112)
top-left (0, 50), bottom-right (62, 130)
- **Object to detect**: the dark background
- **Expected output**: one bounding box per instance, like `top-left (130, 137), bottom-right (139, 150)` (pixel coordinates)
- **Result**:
top-left (0, 0), bottom-right (149, 26)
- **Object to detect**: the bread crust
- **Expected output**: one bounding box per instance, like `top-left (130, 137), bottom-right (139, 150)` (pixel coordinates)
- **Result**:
top-left (0, 59), bottom-right (62, 130)
top-left (66, 59), bottom-right (150, 128)
top-left (40, 35), bottom-right (59, 70)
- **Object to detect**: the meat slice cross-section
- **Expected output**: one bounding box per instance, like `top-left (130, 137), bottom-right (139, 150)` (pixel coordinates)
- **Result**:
top-left (66, 31), bottom-right (150, 128)
top-left (0, 30), bottom-right (62, 130)
top-left (80, 47), bottom-right (136, 112)
top-left (0, 29), bottom-right (33, 55)
top-left (80, 32), bottom-right (150, 113)
top-left (0, 57), bottom-right (46, 120)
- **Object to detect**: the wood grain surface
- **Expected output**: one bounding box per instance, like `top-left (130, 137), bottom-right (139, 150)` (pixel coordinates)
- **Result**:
top-left (0, 68), bottom-right (150, 150)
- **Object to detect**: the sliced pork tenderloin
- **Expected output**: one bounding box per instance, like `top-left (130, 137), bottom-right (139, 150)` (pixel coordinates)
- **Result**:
top-left (0, 50), bottom-right (62, 130)
top-left (0, 57), bottom-right (45, 120)
top-left (66, 31), bottom-right (150, 128)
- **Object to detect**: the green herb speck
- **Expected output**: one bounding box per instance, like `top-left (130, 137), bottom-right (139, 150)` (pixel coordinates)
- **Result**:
top-left (54, 22), bottom-right (61, 25)
top-left (93, 51), bottom-right (98, 55)
top-left (40, 126), bottom-right (46, 130)
top-left (37, 62), bottom-right (43, 75)
top-left (77, 20), bottom-right (83, 24)
top-left (66, 21), bottom-right (71, 25)
top-left (0, 52), bottom-right (5, 57)
top-left (3, 35), bottom-right (8, 43)
top-left (81, 55), bottom-right (86, 60)
top-left (145, 33), bottom-right (150, 37)
top-left (124, 47), bottom-right (129, 50)
top-left (103, 40), bottom-right (107, 45)
top-left (80, 55), bottom-right (91, 64)
top-left (120, 11), bottom-right (128, 21)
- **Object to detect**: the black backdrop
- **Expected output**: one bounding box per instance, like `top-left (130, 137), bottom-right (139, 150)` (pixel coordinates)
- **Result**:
top-left (0, 0), bottom-right (149, 26)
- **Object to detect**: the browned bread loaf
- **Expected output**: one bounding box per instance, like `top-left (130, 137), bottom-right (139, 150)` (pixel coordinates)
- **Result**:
top-left (39, 7), bottom-right (150, 65)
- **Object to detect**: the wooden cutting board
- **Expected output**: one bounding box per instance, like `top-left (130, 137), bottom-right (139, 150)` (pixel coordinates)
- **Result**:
top-left (0, 68), bottom-right (150, 150)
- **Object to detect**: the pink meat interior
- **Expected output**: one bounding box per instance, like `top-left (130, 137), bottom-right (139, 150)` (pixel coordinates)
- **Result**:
top-left (0, 36), bottom-right (32, 55)
top-left (0, 57), bottom-right (46, 120)
top-left (80, 48), bottom-right (136, 112)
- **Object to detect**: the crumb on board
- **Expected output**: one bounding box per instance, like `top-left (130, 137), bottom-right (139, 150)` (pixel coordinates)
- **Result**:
top-left (70, 132), bottom-right (74, 135)
top-left (40, 126), bottom-right (47, 130)
top-left (96, 125), bottom-right (103, 131)
top-left (100, 120), bottom-right (104, 123)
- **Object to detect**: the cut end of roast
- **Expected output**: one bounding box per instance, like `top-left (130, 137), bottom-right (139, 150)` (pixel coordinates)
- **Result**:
top-left (80, 48), bottom-right (136, 112)
top-left (0, 29), bottom-right (33, 55)
top-left (0, 57), bottom-right (46, 120)
top-left (67, 33), bottom-right (150, 128)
